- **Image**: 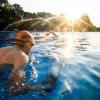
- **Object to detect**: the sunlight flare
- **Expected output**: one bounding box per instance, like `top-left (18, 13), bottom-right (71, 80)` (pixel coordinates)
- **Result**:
top-left (62, 33), bottom-right (77, 59)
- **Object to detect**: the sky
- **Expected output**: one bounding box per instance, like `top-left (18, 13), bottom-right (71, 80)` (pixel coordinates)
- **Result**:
top-left (9, 0), bottom-right (100, 26)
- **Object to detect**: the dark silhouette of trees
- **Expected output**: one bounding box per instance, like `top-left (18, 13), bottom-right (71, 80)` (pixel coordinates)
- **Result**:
top-left (0, 0), bottom-right (8, 3)
top-left (0, 1), bottom-right (11, 30)
top-left (0, 0), bottom-right (54, 31)
top-left (11, 4), bottom-right (24, 21)
top-left (37, 12), bottom-right (53, 18)
top-left (0, 1), bottom-right (24, 30)
top-left (0, 0), bottom-right (97, 31)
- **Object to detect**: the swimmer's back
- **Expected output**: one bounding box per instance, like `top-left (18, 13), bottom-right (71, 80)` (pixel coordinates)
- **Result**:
top-left (0, 46), bottom-right (29, 65)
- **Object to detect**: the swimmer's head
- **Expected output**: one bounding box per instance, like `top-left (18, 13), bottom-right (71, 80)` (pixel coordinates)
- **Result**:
top-left (16, 30), bottom-right (35, 53)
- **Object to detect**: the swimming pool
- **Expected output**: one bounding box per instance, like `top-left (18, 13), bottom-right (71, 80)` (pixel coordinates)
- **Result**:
top-left (0, 32), bottom-right (100, 100)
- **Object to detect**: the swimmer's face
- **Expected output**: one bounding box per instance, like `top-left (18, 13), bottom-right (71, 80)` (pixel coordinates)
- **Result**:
top-left (24, 42), bottom-right (35, 53)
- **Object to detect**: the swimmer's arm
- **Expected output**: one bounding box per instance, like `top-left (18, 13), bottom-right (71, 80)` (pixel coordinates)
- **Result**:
top-left (8, 64), bottom-right (25, 82)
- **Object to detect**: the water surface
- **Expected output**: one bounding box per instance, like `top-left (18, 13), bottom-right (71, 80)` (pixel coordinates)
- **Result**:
top-left (0, 32), bottom-right (100, 100)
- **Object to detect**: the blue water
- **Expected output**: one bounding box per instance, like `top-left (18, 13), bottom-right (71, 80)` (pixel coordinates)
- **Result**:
top-left (0, 32), bottom-right (100, 100)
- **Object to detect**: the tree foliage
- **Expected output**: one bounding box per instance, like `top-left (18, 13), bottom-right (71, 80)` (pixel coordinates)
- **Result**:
top-left (37, 12), bottom-right (53, 18)
top-left (0, 0), bottom-right (95, 31)
top-left (0, 1), bottom-right (54, 31)
top-left (0, 1), bottom-right (24, 30)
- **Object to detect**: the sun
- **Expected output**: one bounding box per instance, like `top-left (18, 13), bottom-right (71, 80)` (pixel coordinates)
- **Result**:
top-left (61, 1), bottom-right (84, 21)
top-left (63, 11), bottom-right (81, 21)
top-left (62, 7), bottom-right (84, 21)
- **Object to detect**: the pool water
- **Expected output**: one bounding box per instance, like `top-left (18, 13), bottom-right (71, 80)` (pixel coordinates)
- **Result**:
top-left (0, 32), bottom-right (100, 100)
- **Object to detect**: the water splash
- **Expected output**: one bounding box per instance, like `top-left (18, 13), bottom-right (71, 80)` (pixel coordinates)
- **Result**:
top-left (4, 18), bottom-right (44, 31)
top-left (27, 54), bottom-right (39, 82)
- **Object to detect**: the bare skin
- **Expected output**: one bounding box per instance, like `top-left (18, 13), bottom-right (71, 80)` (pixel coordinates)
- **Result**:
top-left (0, 42), bottom-right (43, 95)
top-left (0, 45), bottom-right (28, 80)
top-left (0, 39), bottom-right (57, 95)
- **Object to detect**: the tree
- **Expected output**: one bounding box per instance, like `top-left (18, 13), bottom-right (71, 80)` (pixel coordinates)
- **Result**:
top-left (24, 12), bottom-right (34, 19)
top-left (0, 1), bottom-right (12, 30)
top-left (32, 12), bottom-right (37, 18)
top-left (11, 4), bottom-right (24, 21)
top-left (0, 0), bottom-right (8, 4)
top-left (80, 14), bottom-right (94, 31)
top-left (0, 2), bottom-right (24, 30)
top-left (36, 12), bottom-right (53, 18)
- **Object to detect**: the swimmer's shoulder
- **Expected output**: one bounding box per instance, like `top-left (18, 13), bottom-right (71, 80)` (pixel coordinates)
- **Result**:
top-left (12, 46), bottom-right (29, 64)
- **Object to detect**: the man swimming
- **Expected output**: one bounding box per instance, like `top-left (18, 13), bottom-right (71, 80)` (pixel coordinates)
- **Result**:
top-left (0, 30), bottom-right (43, 95)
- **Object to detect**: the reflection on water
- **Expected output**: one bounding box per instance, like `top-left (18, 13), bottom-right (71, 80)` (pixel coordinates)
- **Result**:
top-left (0, 32), bottom-right (100, 100)
top-left (33, 32), bottom-right (100, 100)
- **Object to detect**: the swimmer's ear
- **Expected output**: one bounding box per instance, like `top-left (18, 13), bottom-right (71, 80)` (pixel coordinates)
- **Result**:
top-left (21, 44), bottom-right (25, 48)
top-left (16, 41), bottom-right (25, 48)
top-left (19, 44), bottom-right (25, 48)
